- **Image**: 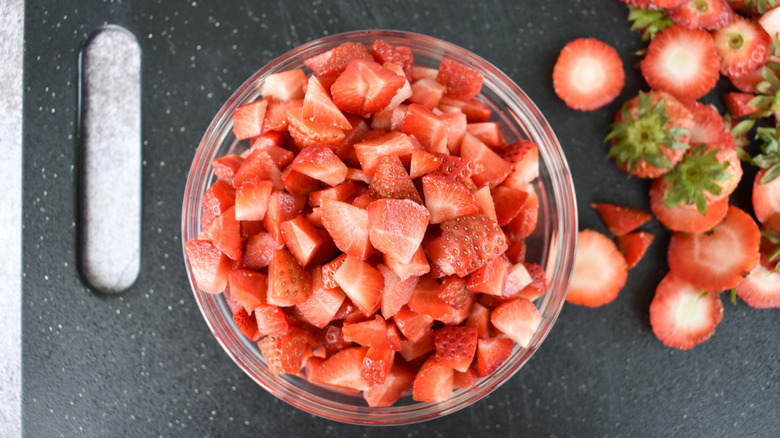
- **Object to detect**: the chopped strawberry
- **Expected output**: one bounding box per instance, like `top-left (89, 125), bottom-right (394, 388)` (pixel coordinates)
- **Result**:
top-left (668, 206), bottom-right (761, 292)
top-left (232, 308), bottom-right (261, 342)
top-left (640, 25), bottom-right (720, 102)
top-left (467, 256), bottom-right (509, 296)
top-left (439, 112), bottom-right (468, 154)
top-left (201, 180), bottom-right (236, 231)
top-left (280, 215), bottom-right (337, 267)
top-left (421, 174), bottom-right (480, 224)
top-left (736, 263), bottom-right (780, 308)
top-left (398, 330), bottom-right (436, 362)
top-left (267, 248), bottom-right (312, 306)
top-left (459, 133), bottom-right (512, 188)
top-left (412, 356), bottom-right (454, 402)
top-left (504, 186), bottom-right (539, 240)
top-left (436, 58), bottom-right (483, 101)
top-left (607, 91), bottom-right (693, 178)
top-left (383, 246), bottom-right (431, 281)
top-left (232, 99), bottom-right (268, 140)
top-left (308, 181), bottom-right (360, 207)
top-left (331, 59), bottom-right (406, 115)
top-left (409, 149), bottom-right (441, 179)
top-left (370, 40), bottom-right (414, 78)
top-left (407, 276), bottom-right (457, 320)
top-left (287, 108), bottom-right (346, 150)
top-left (505, 239), bottom-right (526, 264)
top-left (263, 98), bottom-right (302, 133)
top-left (668, 0), bottom-right (735, 30)
top-left (438, 214), bottom-right (508, 277)
top-left (205, 206), bottom-right (242, 261)
top-left (254, 304), bottom-right (290, 337)
top-left (307, 346), bottom-right (369, 392)
top-left (316, 42), bottom-right (373, 77)
top-left (393, 306), bottom-right (435, 343)
top-left (438, 96), bottom-right (492, 123)
top-left (476, 336), bottom-right (514, 377)
top-left (649, 272), bottom-right (724, 350)
top-left (290, 144), bottom-right (348, 186)
top-left (503, 262), bottom-right (534, 298)
top-left (723, 92), bottom-right (758, 119)
top-left (567, 229), bottom-right (628, 307)
top-left (353, 131), bottom-right (419, 175)
top-left (617, 231), bottom-right (655, 269)
top-left (474, 186), bottom-right (498, 222)
top-left (515, 263), bottom-right (547, 301)
top-left (436, 276), bottom-right (472, 310)
top-left (234, 179), bottom-right (273, 221)
top-left (466, 122), bottom-right (505, 150)
top-left (363, 362), bottom-right (416, 407)
top-left (342, 315), bottom-right (391, 348)
top-left (753, 168), bottom-right (780, 224)
top-left (501, 140), bottom-right (539, 191)
top-left (320, 199), bottom-right (371, 260)
top-left (490, 298), bottom-right (542, 348)
top-left (242, 231), bottom-right (283, 270)
top-left (294, 267), bottom-right (346, 329)
top-left (377, 264), bottom-right (418, 318)
top-left (434, 325), bottom-right (478, 372)
top-left (212, 154), bottom-right (244, 183)
top-left (361, 343), bottom-right (395, 385)
top-left (712, 17), bottom-right (771, 77)
top-left (367, 198), bottom-right (430, 264)
top-left (409, 76), bottom-right (446, 110)
top-left (185, 240), bottom-right (230, 294)
top-left (464, 302), bottom-right (491, 339)
top-left (260, 69), bottom-right (306, 101)
top-left (227, 269), bottom-right (268, 311)
top-left (232, 149), bottom-right (283, 190)
top-left (401, 103), bottom-right (449, 154)
top-left (302, 76), bottom-right (352, 130)
top-left (590, 202), bottom-right (652, 236)
top-left (492, 186), bottom-right (530, 227)
top-left (430, 153), bottom-right (483, 187)
top-left (649, 178), bottom-right (729, 232)
top-left (368, 154), bottom-right (422, 203)
top-left (552, 37), bottom-right (625, 111)
top-left (333, 255), bottom-right (383, 316)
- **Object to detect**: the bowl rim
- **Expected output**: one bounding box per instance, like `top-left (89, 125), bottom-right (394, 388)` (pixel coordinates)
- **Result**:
top-left (181, 29), bottom-right (577, 425)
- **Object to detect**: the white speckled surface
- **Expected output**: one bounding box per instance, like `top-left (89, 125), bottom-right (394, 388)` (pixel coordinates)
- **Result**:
top-left (0, 0), bottom-right (23, 437)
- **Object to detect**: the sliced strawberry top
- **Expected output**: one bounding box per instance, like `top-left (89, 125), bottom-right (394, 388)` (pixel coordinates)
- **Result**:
top-left (753, 168), bottom-right (780, 224)
top-left (667, 0), bottom-right (735, 30)
top-left (567, 229), bottom-right (628, 307)
top-left (711, 17), bottom-right (771, 77)
top-left (668, 205), bottom-right (761, 292)
top-left (552, 37), bottom-right (625, 111)
top-left (649, 177), bottom-right (729, 233)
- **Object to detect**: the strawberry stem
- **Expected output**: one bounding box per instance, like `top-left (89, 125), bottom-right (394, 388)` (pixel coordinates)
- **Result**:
top-left (662, 145), bottom-right (731, 215)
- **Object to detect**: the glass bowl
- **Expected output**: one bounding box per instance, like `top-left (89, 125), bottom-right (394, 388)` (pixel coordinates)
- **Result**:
top-left (182, 29), bottom-right (577, 425)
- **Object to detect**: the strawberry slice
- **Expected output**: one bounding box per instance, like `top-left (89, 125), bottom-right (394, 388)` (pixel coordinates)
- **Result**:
top-left (667, 0), bottom-right (735, 30)
top-left (333, 255), bottom-right (383, 316)
top-left (302, 76), bottom-right (352, 130)
top-left (640, 25), bottom-right (720, 102)
top-left (436, 58), bottom-right (483, 102)
top-left (439, 214), bottom-right (508, 277)
top-left (232, 99), bottom-right (268, 140)
top-left (567, 229), bottom-right (628, 307)
top-left (185, 240), bottom-right (230, 294)
top-left (320, 199), bottom-right (371, 260)
top-left (616, 231), bottom-right (655, 269)
top-left (368, 154), bottom-right (422, 203)
top-left (712, 17), bottom-right (771, 77)
top-left (412, 356), bottom-right (454, 402)
top-left (649, 272), bottom-right (724, 350)
top-left (501, 140), bottom-right (539, 191)
top-left (753, 169), bottom-right (780, 224)
top-left (290, 144), bottom-right (348, 186)
top-left (367, 198), bottom-right (430, 264)
top-left (490, 297), bottom-right (542, 348)
top-left (552, 37), bottom-right (625, 111)
top-left (476, 336), bottom-right (514, 377)
top-left (259, 69), bottom-right (306, 102)
top-left (434, 325), bottom-right (478, 372)
top-left (267, 248), bottom-right (312, 306)
top-left (649, 178), bottom-right (729, 233)
top-left (668, 206), bottom-right (761, 292)
top-left (421, 174), bottom-right (480, 224)
top-left (590, 202), bottom-right (652, 236)
top-left (735, 263), bottom-right (780, 308)
top-left (331, 59), bottom-right (406, 115)
top-left (363, 362), bottom-right (416, 407)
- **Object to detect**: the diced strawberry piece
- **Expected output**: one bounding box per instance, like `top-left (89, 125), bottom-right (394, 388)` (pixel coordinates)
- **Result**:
top-left (402, 103), bottom-right (449, 154)
top-left (317, 42), bottom-right (373, 77)
top-left (434, 325), bottom-right (478, 372)
top-left (490, 297), bottom-right (542, 348)
top-left (649, 272), bottom-right (724, 350)
top-left (436, 276), bottom-right (471, 310)
top-left (250, 130), bottom-right (286, 152)
top-left (421, 174), bottom-right (480, 224)
top-left (361, 343), bottom-right (395, 385)
top-left (616, 231), bottom-right (655, 269)
top-left (367, 198), bottom-right (430, 264)
top-left (378, 264), bottom-right (418, 318)
top-left (363, 362), bottom-right (416, 407)
top-left (453, 366), bottom-right (479, 389)
top-left (290, 144), bottom-right (348, 186)
top-left (280, 165), bottom-right (322, 196)
top-left (411, 65), bottom-right (438, 81)
top-left (552, 38), bottom-right (625, 111)
top-left (268, 248), bottom-right (312, 306)
top-left (242, 231), bottom-right (283, 270)
top-left (723, 92), bottom-right (757, 119)
top-left (505, 186), bottom-right (539, 240)
top-left (502, 140), bottom-right (540, 190)
top-left (263, 190), bottom-right (307, 244)
top-left (370, 40), bottom-right (414, 78)
top-left (439, 112), bottom-right (468, 155)
top-left (515, 263), bottom-right (547, 301)
top-left (232, 149), bottom-right (283, 190)
top-left (185, 240), bottom-right (230, 294)
top-left (591, 202), bottom-right (652, 237)
top-left (409, 150), bottom-right (441, 179)
top-left (342, 315), bottom-right (391, 348)
top-left (353, 131), bottom-right (419, 175)
top-left (206, 206), bottom-right (243, 261)
top-left (460, 133), bottom-right (511, 188)
top-left (302, 76), bottom-right (352, 130)
top-left (320, 199), bottom-right (372, 260)
top-left (439, 214), bottom-right (508, 277)
top-left (668, 0), bottom-right (735, 30)
top-left (407, 276), bottom-right (456, 320)
top-left (333, 256), bottom-right (383, 316)
top-left (567, 230), bottom-right (627, 307)
top-left (372, 104), bottom-right (408, 131)
top-left (232, 308), bottom-right (261, 341)
top-left (382, 246), bottom-right (430, 282)
top-left (227, 269), bottom-right (268, 311)
top-left (234, 179), bottom-right (273, 221)
top-left (412, 356), bottom-right (454, 402)
top-left (465, 302), bottom-right (491, 340)
top-left (331, 59), bottom-right (406, 115)
top-left (467, 256), bottom-right (509, 296)
top-left (393, 306), bottom-right (434, 343)
top-left (712, 17), bottom-right (771, 77)
top-left (254, 304), bottom-right (289, 336)
top-left (502, 262), bottom-right (534, 298)
top-left (260, 69), bottom-right (306, 101)
top-left (315, 323), bottom-right (353, 356)
top-left (201, 180), bottom-right (236, 231)
top-left (321, 254), bottom-right (347, 290)
top-left (307, 346), bottom-right (370, 392)
top-left (649, 178), bottom-right (729, 233)
top-left (640, 25), bottom-right (720, 102)
top-left (436, 58), bottom-right (483, 102)
top-left (368, 154), bottom-right (422, 203)
top-left (736, 263), bottom-right (780, 308)
top-left (492, 186), bottom-right (529, 227)
top-left (668, 206), bottom-right (761, 292)
top-left (466, 122), bottom-right (505, 150)
top-left (476, 336), bottom-right (514, 377)
top-left (438, 96), bottom-right (492, 122)
top-left (212, 154), bottom-right (244, 183)
top-left (753, 169), bottom-right (780, 224)
top-left (280, 215), bottom-right (337, 267)
top-left (308, 181), bottom-right (360, 207)
top-left (287, 108), bottom-right (346, 150)
top-left (262, 99), bottom-right (302, 133)
top-left (232, 99), bottom-right (268, 140)
top-left (505, 239), bottom-right (526, 265)
top-left (409, 76), bottom-right (446, 110)
top-left (474, 186), bottom-right (497, 221)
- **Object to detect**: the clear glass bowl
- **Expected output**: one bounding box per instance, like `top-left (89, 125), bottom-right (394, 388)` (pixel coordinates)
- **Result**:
top-left (182, 29), bottom-right (577, 425)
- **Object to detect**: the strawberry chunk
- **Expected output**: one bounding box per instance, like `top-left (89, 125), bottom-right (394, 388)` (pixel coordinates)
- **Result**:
top-left (616, 231), bottom-right (655, 269)
top-left (590, 202), bottom-right (652, 237)
top-left (205, 206), bottom-right (242, 261)
top-left (320, 199), bottom-right (371, 260)
top-left (227, 269), bottom-right (268, 312)
top-left (434, 325), bottom-right (478, 372)
top-left (567, 230), bottom-right (628, 307)
top-left (409, 76), bottom-right (446, 110)
top-left (291, 144), bottom-right (348, 186)
top-left (436, 58), bottom-right (483, 101)
top-left (368, 154), bottom-right (422, 203)
top-left (459, 133), bottom-right (511, 188)
top-left (316, 42), bottom-right (373, 77)
top-left (333, 256), bottom-right (383, 316)
top-left (307, 346), bottom-right (369, 392)
top-left (438, 214), bottom-right (508, 277)
top-left (260, 69), bottom-right (306, 101)
top-left (232, 99), bottom-right (268, 140)
top-left (212, 154), bottom-right (244, 183)
top-left (412, 356), bottom-right (454, 402)
top-left (267, 248), bottom-right (312, 306)
top-left (436, 276), bottom-right (472, 310)
top-left (377, 264), bottom-right (418, 318)
top-left (649, 273), bottom-right (724, 350)
top-left (360, 344), bottom-right (395, 385)
top-left (242, 231), bottom-right (283, 270)
top-left (353, 131), bottom-right (419, 175)
top-left (492, 186), bottom-right (529, 227)
top-left (421, 174), bottom-right (480, 224)
top-left (401, 103), bottom-right (449, 154)
top-left (302, 76), bottom-right (352, 130)
top-left (234, 179), bottom-right (273, 221)
top-left (490, 297), bottom-right (542, 348)
top-left (363, 362), bottom-right (416, 407)
top-left (331, 59), bottom-right (406, 115)
top-left (501, 140), bottom-right (539, 191)
top-left (393, 306), bottom-right (434, 343)
top-left (232, 308), bottom-right (261, 342)
top-left (370, 40), bottom-right (414, 78)
top-left (367, 199), bottom-right (430, 264)
top-left (280, 215), bottom-right (337, 267)
top-left (476, 336), bottom-right (514, 377)
top-left (552, 38), bottom-right (625, 111)
top-left (185, 240), bottom-right (230, 294)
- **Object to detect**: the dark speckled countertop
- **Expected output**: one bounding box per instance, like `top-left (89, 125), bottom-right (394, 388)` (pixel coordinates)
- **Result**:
top-left (19, 1), bottom-right (780, 437)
